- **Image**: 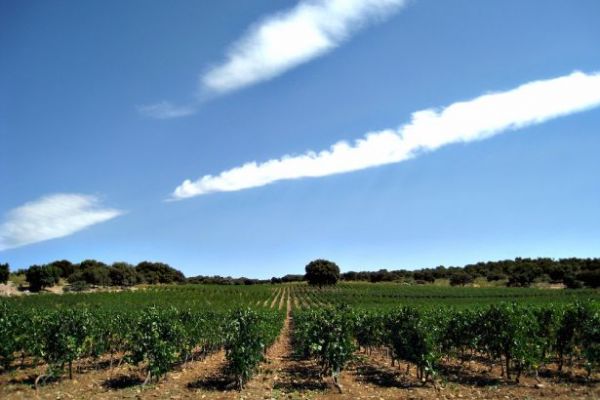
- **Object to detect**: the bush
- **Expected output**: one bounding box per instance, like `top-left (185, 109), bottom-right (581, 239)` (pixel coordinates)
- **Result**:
top-left (582, 310), bottom-right (600, 376)
top-left (225, 309), bottom-right (269, 389)
top-left (127, 307), bottom-right (184, 384)
top-left (34, 308), bottom-right (94, 385)
top-left (293, 306), bottom-right (355, 392)
top-left (0, 263), bottom-right (9, 284)
top-left (65, 281), bottom-right (90, 292)
top-left (555, 302), bottom-right (593, 372)
top-left (304, 259), bottom-right (340, 286)
top-left (0, 302), bottom-right (20, 370)
top-left (477, 304), bottom-right (544, 382)
top-left (25, 265), bottom-right (61, 292)
top-left (386, 307), bottom-right (441, 383)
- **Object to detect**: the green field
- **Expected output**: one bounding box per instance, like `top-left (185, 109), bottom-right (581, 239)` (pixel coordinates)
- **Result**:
top-left (1, 283), bottom-right (599, 395)
top-left (3, 282), bottom-right (598, 311)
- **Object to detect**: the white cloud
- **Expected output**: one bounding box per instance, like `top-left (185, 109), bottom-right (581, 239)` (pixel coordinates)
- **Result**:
top-left (172, 70), bottom-right (600, 199)
top-left (201, 0), bottom-right (406, 95)
top-left (141, 0), bottom-right (406, 117)
top-left (0, 194), bottom-right (124, 251)
top-left (138, 101), bottom-right (196, 120)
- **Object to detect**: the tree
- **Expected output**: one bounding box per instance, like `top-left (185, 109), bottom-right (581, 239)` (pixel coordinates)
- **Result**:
top-left (486, 272), bottom-right (506, 282)
top-left (109, 262), bottom-right (140, 286)
top-left (78, 259), bottom-right (108, 271)
top-left (563, 274), bottom-right (584, 289)
top-left (507, 271), bottom-right (536, 287)
top-left (25, 265), bottom-right (61, 292)
top-left (68, 266), bottom-right (111, 286)
top-left (576, 270), bottom-right (600, 288)
top-left (304, 259), bottom-right (340, 286)
top-left (135, 261), bottom-right (185, 284)
top-left (413, 270), bottom-right (435, 283)
top-left (449, 272), bottom-right (474, 286)
top-left (0, 263), bottom-right (9, 284)
top-left (48, 260), bottom-right (75, 278)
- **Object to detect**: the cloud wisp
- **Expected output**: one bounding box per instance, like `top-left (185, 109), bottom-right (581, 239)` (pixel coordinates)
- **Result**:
top-left (141, 0), bottom-right (407, 118)
top-left (0, 194), bottom-right (124, 251)
top-left (137, 101), bottom-right (196, 120)
top-left (171, 70), bottom-right (600, 199)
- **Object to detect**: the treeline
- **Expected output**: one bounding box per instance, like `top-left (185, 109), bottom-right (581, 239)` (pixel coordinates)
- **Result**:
top-left (187, 275), bottom-right (268, 285)
top-left (9, 260), bottom-right (185, 292)
top-left (342, 257), bottom-right (600, 288)
top-left (188, 274), bottom-right (305, 285)
top-left (3, 256), bottom-right (600, 291)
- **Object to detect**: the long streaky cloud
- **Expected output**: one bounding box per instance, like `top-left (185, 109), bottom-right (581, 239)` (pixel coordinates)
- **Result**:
top-left (172, 71), bottom-right (600, 200)
top-left (0, 194), bottom-right (124, 251)
top-left (141, 0), bottom-right (406, 118)
top-left (202, 0), bottom-right (407, 95)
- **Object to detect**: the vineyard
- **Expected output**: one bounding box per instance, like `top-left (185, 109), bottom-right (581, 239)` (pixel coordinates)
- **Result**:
top-left (1, 283), bottom-right (599, 399)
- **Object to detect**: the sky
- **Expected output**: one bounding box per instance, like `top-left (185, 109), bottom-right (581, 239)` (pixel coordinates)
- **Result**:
top-left (1, 0), bottom-right (600, 279)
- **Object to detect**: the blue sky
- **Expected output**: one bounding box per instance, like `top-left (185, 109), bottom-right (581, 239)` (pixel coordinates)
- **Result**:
top-left (1, 0), bottom-right (600, 278)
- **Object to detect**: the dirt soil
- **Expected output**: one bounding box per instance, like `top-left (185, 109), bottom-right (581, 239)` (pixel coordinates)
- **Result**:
top-left (0, 282), bottom-right (23, 297)
top-left (1, 293), bottom-right (598, 400)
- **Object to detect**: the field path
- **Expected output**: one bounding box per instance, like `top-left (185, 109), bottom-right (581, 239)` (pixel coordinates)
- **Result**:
top-left (243, 288), bottom-right (310, 396)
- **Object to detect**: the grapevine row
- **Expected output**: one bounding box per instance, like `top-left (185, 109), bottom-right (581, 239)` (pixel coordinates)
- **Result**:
top-left (293, 301), bottom-right (600, 389)
top-left (0, 302), bottom-right (283, 389)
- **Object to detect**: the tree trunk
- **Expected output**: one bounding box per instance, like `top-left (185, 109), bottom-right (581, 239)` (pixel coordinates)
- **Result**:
top-left (143, 370), bottom-right (152, 386)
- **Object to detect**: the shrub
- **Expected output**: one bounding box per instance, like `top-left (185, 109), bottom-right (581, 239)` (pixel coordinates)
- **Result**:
top-left (127, 307), bottom-right (184, 384)
top-left (293, 306), bottom-right (355, 392)
top-left (34, 308), bottom-right (94, 386)
top-left (224, 308), bottom-right (282, 389)
top-left (0, 302), bottom-right (20, 370)
top-left (385, 307), bottom-right (442, 383)
top-left (65, 281), bottom-right (90, 292)
top-left (477, 304), bottom-right (544, 382)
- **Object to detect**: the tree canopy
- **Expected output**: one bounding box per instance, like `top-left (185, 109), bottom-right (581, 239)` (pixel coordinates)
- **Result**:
top-left (25, 265), bottom-right (61, 292)
top-left (135, 261), bottom-right (185, 284)
top-left (305, 259), bottom-right (340, 286)
top-left (0, 263), bottom-right (9, 284)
